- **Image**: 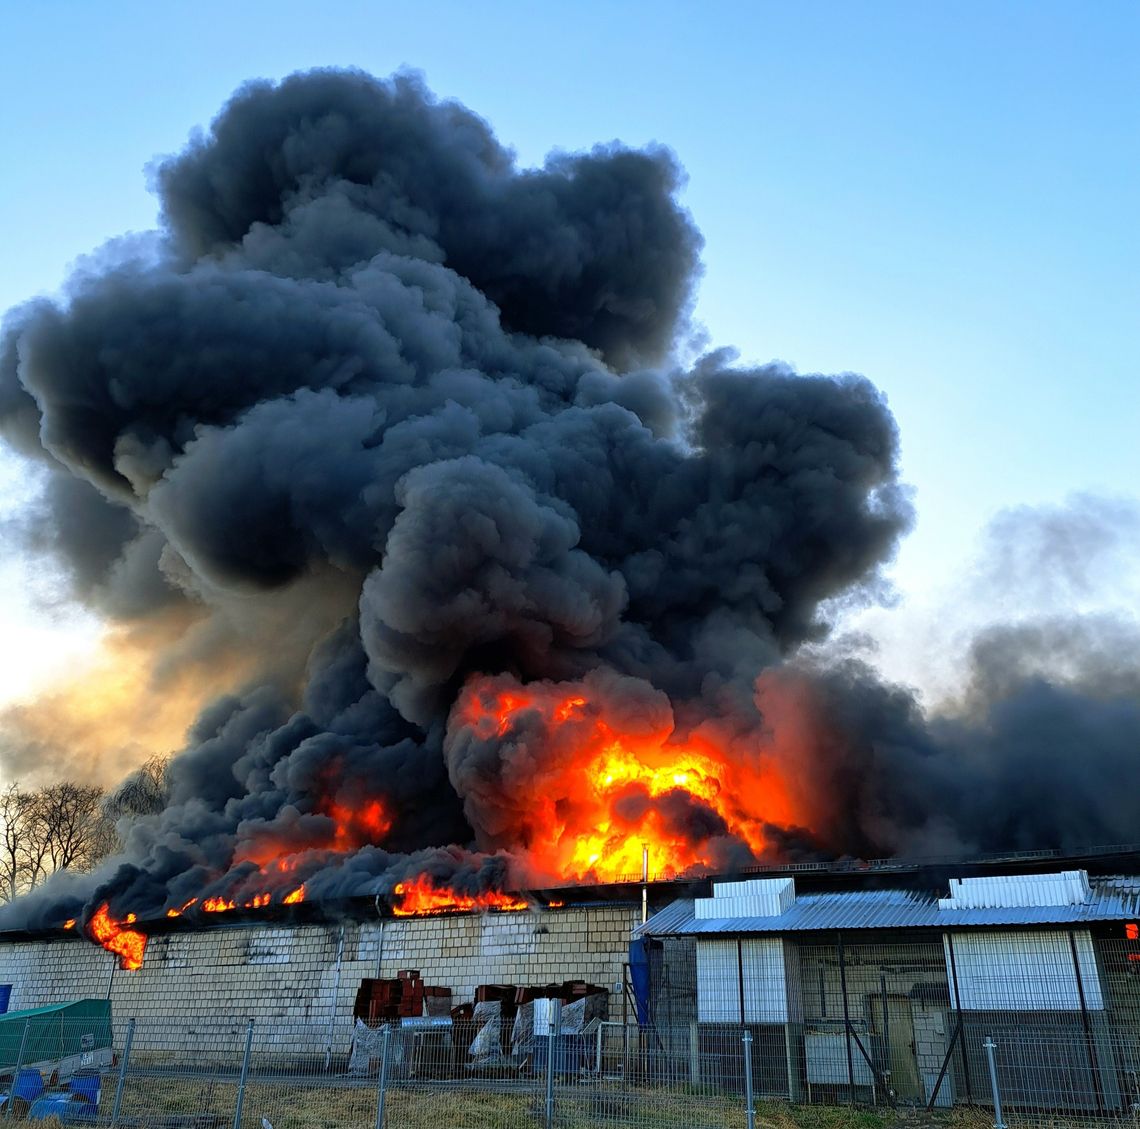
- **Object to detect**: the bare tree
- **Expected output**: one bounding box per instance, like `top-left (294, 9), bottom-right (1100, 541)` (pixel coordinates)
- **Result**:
top-left (0, 780), bottom-right (118, 902)
top-left (103, 755), bottom-right (170, 823)
top-left (0, 786), bottom-right (33, 902)
top-left (37, 783), bottom-right (113, 873)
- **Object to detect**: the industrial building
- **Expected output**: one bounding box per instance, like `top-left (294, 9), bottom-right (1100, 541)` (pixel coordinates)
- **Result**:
top-left (1, 851), bottom-right (1139, 1115)
top-left (636, 859), bottom-right (1140, 1113)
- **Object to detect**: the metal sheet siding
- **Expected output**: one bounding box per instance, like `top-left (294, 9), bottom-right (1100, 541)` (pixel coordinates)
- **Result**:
top-left (945, 929), bottom-right (1104, 1011)
top-left (695, 937), bottom-right (789, 1023)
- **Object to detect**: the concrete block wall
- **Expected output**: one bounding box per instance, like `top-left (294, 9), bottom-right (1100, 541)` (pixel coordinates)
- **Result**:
top-left (0, 904), bottom-right (638, 1057)
top-left (911, 999), bottom-right (953, 1104)
top-left (371, 904), bottom-right (637, 1001)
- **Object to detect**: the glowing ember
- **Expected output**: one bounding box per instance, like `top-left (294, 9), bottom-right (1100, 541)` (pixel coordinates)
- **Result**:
top-left (87, 903), bottom-right (147, 970)
top-left (451, 674), bottom-right (811, 883)
top-left (392, 876), bottom-right (528, 916)
top-left (328, 800), bottom-right (391, 851)
top-left (230, 797), bottom-right (391, 889)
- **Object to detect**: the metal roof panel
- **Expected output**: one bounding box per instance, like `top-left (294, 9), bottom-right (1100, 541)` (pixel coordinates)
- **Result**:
top-left (636, 877), bottom-right (1140, 937)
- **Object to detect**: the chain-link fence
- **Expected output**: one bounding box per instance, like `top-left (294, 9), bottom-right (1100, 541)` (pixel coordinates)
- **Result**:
top-left (5, 927), bottom-right (1140, 1125)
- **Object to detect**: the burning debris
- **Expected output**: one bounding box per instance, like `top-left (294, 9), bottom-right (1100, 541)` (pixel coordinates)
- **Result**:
top-left (391, 876), bottom-right (528, 917)
top-left (87, 904), bottom-right (146, 971)
top-left (2, 68), bottom-right (1140, 965)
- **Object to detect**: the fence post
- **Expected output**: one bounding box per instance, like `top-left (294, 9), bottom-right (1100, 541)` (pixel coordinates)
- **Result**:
top-left (742, 1028), bottom-right (756, 1129)
top-left (231, 1019), bottom-right (254, 1129)
top-left (983, 1037), bottom-right (1007, 1129)
top-left (110, 1017), bottom-right (136, 1125)
top-left (836, 931), bottom-right (856, 1103)
top-left (4, 1020), bottom-right (30, 1113)
top-left (545, 999), bottom-right (562, 1129)
top-left (373, 1023), bottom-right (392, 1129)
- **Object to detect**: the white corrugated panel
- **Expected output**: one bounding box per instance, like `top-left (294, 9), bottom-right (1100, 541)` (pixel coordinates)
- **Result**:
top-left (696, 938), bottom-right (789, 1022)
top-left (696, 877), bottom-right (795, 919)
top-left (805, 1032), bottom-right (875, 1085)
top-left (944, 929), bottom-right (1104, 1010)
top-left (938, 870), bottom-right (1091, 910)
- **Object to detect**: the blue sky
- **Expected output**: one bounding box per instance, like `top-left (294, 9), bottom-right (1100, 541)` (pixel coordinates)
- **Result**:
top-left (1, 0), bottom-right (1137, 701)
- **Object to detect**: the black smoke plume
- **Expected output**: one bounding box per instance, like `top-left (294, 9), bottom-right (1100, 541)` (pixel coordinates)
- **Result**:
top-left (0, 68), bottom-right (1135, 930)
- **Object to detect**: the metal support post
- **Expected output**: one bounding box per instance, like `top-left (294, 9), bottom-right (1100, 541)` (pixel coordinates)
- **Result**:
top-left (837, 932), bottom-right (856, 1102)
top-left (110, 1017), bottom-right (136, 1125)
top-left (641, 845), bottom-right (649, 925)
top-left (742, 1028), bottom-right (756, 1129)
top-left (983, 1036), bottom-right (1007, 1129)
top-left (374, 1024), bottom-right (392, 1129)
top-left (4, 1020), bottom-right (30, 1115)
top-left (324, 923), bottom-right (346, 1073)
top-left (231, 1019), bottom-right (254, 1129)
top-left (1068, 930), bottom-right (1105, 1114)
top-left (737, 939), bottom-right (746, 1027)
top-left (946, 932), bottom-right (973, 1104)
top-left (545, 999), bottom-right (562, 1129)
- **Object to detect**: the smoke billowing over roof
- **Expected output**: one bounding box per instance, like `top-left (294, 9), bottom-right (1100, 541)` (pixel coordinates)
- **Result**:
top-left (1, 69), bottom-right (1138, 932)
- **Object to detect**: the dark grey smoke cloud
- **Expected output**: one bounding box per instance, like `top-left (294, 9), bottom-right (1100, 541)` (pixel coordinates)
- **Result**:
top-left (0, 67), bottom-right (1132, 931)
top-left (771, 613), bottom-right (1140, 861)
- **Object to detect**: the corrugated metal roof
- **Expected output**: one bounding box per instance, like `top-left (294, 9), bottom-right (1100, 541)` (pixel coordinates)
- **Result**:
top-left (939, 870), bottom-right (1091, 909)
top-left (636, 876), bottom-right (1140, 937)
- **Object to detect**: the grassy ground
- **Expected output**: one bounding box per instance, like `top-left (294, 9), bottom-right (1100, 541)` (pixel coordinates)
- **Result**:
top-left (32, 1073), bottom-right (1002, 1129)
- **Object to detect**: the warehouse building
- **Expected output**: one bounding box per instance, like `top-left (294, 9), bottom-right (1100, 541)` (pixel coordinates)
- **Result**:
top-left (2, 853), bottom-right (1140, 1116)
top-left (636, 866), bottom-right (1140, 1113)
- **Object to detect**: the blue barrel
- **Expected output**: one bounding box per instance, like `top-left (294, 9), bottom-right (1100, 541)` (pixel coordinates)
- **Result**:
top-left (68, 1072), bottom-right (101, 1104)
top-left (28, 1091), bottom-right (98, 1123)
top-left (0, 984), bottom-right (11, 1013)
top-left (13, 1068), bottom-right (44, 1101)
top-left (28, 1093), bottom-right (75, 1121)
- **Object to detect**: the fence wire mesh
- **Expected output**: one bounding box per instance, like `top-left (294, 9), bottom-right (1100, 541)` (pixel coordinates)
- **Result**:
top-left (4, 927), bottom-right (1140, 1126)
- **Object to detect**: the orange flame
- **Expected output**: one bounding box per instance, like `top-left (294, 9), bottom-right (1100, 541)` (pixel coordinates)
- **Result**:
top-left (230, 798), bottom-right (391, 893)
top-left (283, 886), bottom-right (305, 904)
top-left (452, 674), bottom-right (812, 883)
top-left (202, 896), bottom-right (237, 913)
top-left (391, 875), bottom-right (528, 916)
top-left (87, 903), bottom-right (147, 970)
top-left (328, 800), bottom-right (391, 851)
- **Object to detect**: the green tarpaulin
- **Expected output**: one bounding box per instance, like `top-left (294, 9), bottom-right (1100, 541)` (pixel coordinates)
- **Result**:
top-left (0, 1000), bottom-right (112, 1073)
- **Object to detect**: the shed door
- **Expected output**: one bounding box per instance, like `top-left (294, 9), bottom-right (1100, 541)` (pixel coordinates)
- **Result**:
top-left (870, 995), bottom-right (922, 1101)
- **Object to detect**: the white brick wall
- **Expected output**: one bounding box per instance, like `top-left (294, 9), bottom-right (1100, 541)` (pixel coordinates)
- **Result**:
top-left (0, 905), bottom-right (637, 1054)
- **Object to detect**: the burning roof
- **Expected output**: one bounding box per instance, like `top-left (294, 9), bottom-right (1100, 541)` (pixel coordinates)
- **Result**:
top-left (2, 68), bottom-right (1140, 969)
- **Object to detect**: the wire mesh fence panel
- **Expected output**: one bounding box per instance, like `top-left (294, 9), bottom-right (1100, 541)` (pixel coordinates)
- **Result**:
top-left (641, 926), bottom-right (1140, 1121)
top-left (113, 1016), bottom-right (251, 1127)
top-left (561, 1023), bottom-right (749, 1129)
top-left (374, 1016), bottom-right (548, 1129)
top-left (236, 1016), bottom-right (370, 1129)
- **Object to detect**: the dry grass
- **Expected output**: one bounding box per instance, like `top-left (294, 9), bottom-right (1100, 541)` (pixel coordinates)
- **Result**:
top-left (27, 1077), bottom-right (1008, 1129)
